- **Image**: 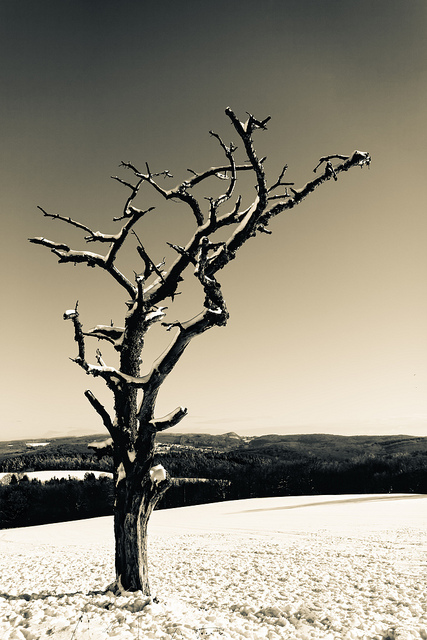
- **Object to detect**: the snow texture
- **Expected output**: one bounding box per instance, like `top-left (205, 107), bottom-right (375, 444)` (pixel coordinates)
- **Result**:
top-left (25, 442), bottom-right (49, 448)
top-left (150, 464), bottom-right (167, 484)
top-left (0, 494), bottom-right (426, 640)
top-left (0, 470), bottom-right (112, 484)
top-left (116, 462), bottom-right (126, 486)
top-left (88, 438), bottom-right (113, 450)
top-left (63, 309), bottom-right (78, 320)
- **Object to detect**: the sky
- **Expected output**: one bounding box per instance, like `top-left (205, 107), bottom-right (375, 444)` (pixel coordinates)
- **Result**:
top-left (1, 0), bottom-right (426, 440)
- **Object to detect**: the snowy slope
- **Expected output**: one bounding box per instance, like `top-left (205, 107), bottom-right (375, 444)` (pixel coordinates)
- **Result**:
top-left (0, 494), bottom-right (426, 639)
top-left (0, 470), bottom-right (112, 483)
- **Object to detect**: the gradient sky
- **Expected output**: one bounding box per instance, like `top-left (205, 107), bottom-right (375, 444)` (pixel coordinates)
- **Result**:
top-left (1, 0), bottom-right (426, 440)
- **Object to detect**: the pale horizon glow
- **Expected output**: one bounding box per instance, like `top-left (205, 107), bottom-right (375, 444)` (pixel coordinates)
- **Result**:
top-left (1, 1), bottom-right (427, 441)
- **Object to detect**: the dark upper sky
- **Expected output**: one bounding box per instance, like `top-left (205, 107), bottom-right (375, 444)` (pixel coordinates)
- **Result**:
top-left (1, 0), bottom-right (427, 439)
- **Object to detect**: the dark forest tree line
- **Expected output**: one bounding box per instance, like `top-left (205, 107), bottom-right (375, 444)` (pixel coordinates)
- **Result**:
top-left (2, 448), bottom-right (425, 529)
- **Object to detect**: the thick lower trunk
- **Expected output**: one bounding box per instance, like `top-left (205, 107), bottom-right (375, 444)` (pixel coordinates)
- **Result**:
top-left (113, 469), bottom-right (171, 594)
top-left (114, 488), bottom-right (151, 593)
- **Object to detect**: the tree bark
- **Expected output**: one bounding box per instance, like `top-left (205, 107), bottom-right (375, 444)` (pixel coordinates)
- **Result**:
top-left (113, 436), bottom-right (171, 594)
top-left (114, 481), bottom-right (151, 594)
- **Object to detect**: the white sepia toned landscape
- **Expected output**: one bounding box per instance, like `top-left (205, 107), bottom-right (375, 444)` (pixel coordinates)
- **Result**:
top-left (1, 493), bottom-right (426, 640)
top-left (1, 2), bottom-right (427, 639)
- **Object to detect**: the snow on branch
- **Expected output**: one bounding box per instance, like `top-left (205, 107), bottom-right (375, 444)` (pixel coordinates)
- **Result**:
top-left (289, 150), bottom-right (370, 204)
top-left (121, 161), bottom-right (205, 227)
top-left (150, 464), bottom-right (167, 484)
top-left (29, 234), bottom-right (136, 297)
top-left (88, 437), bottom-right (114, 458)
top-left (63, 303), bottom-right (150, 390)
top-left (84, 325), bottom-right (125, 350)
top-left (35, 205), bottom-right (126, 245)
top-left (85, 363), bottom-right (150, 388)
top-left (255, 150), bottom-right (371, 230)
top-left (140, 277), bottom-right (228, 415)
top-left (31, 109), bottom-right (371, 464)
top-left (149, 406), bottom-right (188, 432)
top-left (143, 306), bottom-right (168, 329)
top-left (182, 161), bottom-right (253, 188)
top-left (30, 196), bottom-right (157, 299)
top-left (29, 237), bottom-right (71, 252)
top-left (63, 302), bottom-right (86, 366)
top-left (313, 154), bottom-right (350, 173)
top-left (239, 112), bottom-right (272, 135)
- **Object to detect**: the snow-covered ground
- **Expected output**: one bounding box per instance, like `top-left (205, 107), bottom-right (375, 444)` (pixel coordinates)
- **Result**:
top-left (0, 470), bottom-right (112, 483)
top-left (0, 494), bottom-right (426, 639)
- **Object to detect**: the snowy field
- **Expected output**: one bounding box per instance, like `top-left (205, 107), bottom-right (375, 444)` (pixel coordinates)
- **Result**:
top-left (0, 494), bottom-right (426, 640)
top-left (0, 470), bottom-right (112, 483)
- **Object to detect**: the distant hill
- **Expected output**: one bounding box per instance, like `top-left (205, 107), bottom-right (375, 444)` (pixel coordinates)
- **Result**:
top-left (0, 434), bottom-right (106, 460)
top-left (157, 431), bottom-right (427, 461)
top-left (1, 432), bottom-right (426, 507)
top-left (238, 433), bottom-right (427, 460)
top-left (1, 432), bottom-right (426, 464)
top-left (156, 431), bottom-right (246, 449)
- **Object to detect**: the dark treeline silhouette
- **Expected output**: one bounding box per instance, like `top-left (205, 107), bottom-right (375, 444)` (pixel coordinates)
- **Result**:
top-left (0, 474), bottom-right (113, 528)
top-left (0, 474), bottom-right (228, 529)
top-left (158, 447), bottom-right (426, 496)
top-left (1, 445), bottom-right (426, 528)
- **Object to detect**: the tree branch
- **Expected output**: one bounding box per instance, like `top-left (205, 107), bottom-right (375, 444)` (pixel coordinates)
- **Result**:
top-left (133, 230), bottom-right (166, 283)
top-left (128, 162), bottom-right (205, 227)
top-left (144, 109), bottom-right (270, 307)
top-left (106, 207), bottom-right (155, 268)
top-left (149, 406), bottom-right (188, 432)
top-left (37, 206), bottom-right (97, 236)
top-left (267, 165), bottom-right (294, 194)
top-left (207, 145), bottom-right (371, 275)
top-left (140, 234), bottom-right (229, 425)
top-left (83, 324), bottom-right (125, 350)
top-left (29, 237), bottom-right (71, 252)
top-left (32, 110), bottom-right (371, 463)
top-left (207, 130), bottom-right (238, 220)
top-left (266, 150), bottom-right (371, 219)
top-left (35, 206), bottom-right (122, 245)
top-left (217, 107), bottom-right (269, 256)
top-left (63, 302), bottom-right (86, 366)
top-left (313, 154), bottom-right (350, 173)
top-left (63, 303), bottom-right (149, 390)
top-left (29, 235), bottom-right (137, 298)
top-left (85, 363), bottom-right (150, 388)
top-left (84, 389), bottom-right (116, 438)
top-left (166, 242), bottom-right (196, 264)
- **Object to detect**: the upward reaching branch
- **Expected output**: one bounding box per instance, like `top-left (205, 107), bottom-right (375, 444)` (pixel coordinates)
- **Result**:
top-left (29, 107), bottom-right (370, 594)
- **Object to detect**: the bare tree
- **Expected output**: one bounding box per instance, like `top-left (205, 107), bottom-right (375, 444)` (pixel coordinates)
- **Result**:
top-left (29, 108), bottom-right (370, 594)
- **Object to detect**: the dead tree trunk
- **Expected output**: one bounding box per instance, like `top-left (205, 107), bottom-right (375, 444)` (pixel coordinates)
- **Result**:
top-left (113, 431), bottom-right (169, 594)
top-left (29, 108), bottom-right (370, 594)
